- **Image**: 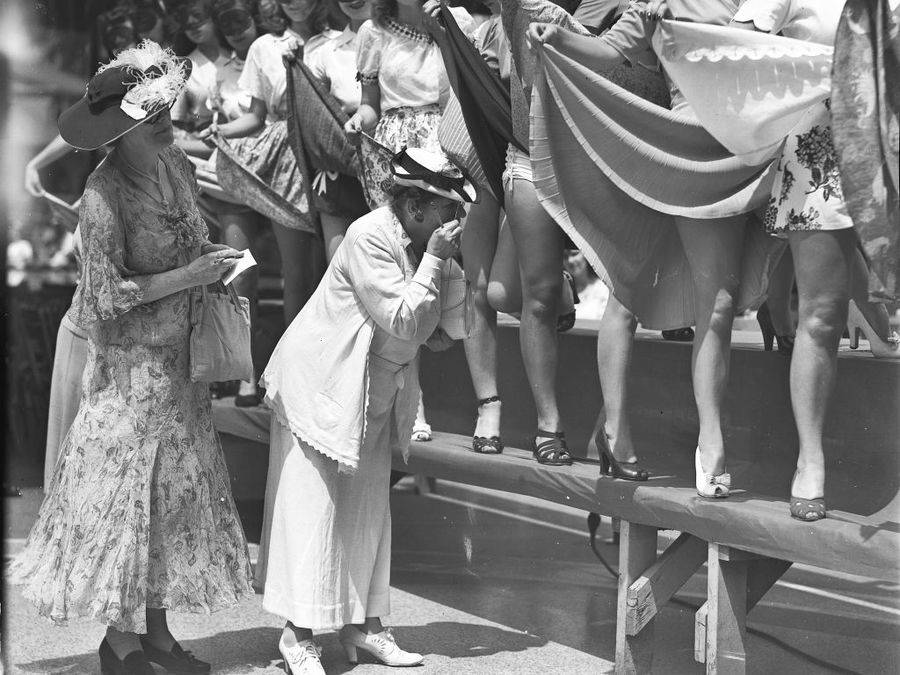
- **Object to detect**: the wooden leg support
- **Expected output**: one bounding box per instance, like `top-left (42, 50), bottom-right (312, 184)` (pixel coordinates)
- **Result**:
top-left (700, 544), bottom-right (792, 673)
top-left (615, 522), bottom-right (658, 674)
top-left (626, 532), bottom-right (707, 635)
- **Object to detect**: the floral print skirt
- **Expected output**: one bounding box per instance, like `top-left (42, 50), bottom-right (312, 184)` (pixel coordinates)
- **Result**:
top-left (9, 336), bottom-right (254, 633)
top-left (764, 101), bottom-right (854, 235)
top-left (361, 104), bottom-right (443, 209)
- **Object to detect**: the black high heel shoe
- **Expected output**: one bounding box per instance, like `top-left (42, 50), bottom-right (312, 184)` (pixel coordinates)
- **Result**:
top-left (533, 429), bottom-right (573, 466)
top-left (756, 302), bottom-right (794, 355)
top-left (472, 395), bottom-right (503, 454)
top-left (99, 639), bottom-right (155, 675)
top-left (596, 431), bottom-right (649, 481)
top-left (140, 635), bottom-right (211, 674)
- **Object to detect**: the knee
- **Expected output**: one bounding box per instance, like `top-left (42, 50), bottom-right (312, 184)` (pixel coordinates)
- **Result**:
top-left (605, 298), bottom-right (636, 330)
top-left (522, 276), bottom-right (562, 318)
top-left (798, 296), bottom-right (847, 346)
top-left (486, 282), bottom-right (516, 314)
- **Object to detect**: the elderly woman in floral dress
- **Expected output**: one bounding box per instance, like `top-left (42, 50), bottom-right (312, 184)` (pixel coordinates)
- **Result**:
top-left (10, 42), bottom-right (253, 675)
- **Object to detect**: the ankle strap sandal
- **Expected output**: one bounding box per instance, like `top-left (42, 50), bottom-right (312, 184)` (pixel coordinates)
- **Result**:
top-left (532, 429), bottom-right (573, 466)
top-left (473, 396), bottom-right (503, 454)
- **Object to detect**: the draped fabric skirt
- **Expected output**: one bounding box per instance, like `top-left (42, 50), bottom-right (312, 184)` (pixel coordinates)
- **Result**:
top-left (259, 355), bottom-right (418, 629)
top-left (530, 45), bottom-right (784, 329)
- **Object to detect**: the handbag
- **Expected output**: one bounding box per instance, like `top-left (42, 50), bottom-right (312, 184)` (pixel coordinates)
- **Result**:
top-left (438, 258), bottom-right (474, 341)
top-left (189, 280), bottom-right (253, 383)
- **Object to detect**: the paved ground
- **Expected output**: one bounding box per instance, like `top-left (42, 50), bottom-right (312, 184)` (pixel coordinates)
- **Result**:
top-left (4, 479), bottom-right (899, 674)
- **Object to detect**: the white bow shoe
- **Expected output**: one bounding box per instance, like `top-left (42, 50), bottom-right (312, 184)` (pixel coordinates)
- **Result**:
top-left (279, 636), bottom-right (325, 675)
top-left (339, 626), bottom-right (424, 667)
top-left (695, 447), bottom-right (731, 499)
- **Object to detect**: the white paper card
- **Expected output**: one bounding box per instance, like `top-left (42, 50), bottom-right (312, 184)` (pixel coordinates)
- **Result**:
top-left (223, 249), bottom-right (257, 286)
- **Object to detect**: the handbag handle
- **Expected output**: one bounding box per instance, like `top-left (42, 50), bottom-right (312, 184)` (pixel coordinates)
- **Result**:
top-left (214, 279), bottom-right (244, 313)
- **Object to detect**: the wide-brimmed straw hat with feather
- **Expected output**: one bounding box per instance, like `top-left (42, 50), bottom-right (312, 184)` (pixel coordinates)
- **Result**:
top-left (58, 40), bottom-right (192, 151)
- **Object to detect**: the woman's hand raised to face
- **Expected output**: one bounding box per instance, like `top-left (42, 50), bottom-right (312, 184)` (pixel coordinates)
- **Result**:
top-left (186, 248), bottom-right (243, 286)
top-left (426, 219), bottom-right (463, 260)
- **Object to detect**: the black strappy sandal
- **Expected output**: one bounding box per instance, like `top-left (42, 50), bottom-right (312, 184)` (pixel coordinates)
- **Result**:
top-left (532, 429), bottom-right (574, 466)
top-left (472, 396), bottom-right (503, 454)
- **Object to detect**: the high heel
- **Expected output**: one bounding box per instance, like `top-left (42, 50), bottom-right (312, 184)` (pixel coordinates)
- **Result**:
top-left (139, 636), bottom-right (210, 673)
top-left (338, 626), bottom-right (423, 667)
top-left (532, 429), bottom-right (573, 466)
top-left (694, 447), bottom-right (730, 499)
top-left (756, 303), bottom-right (794, 355)
top-left (472, 395), bottom-right (503, 454)
top-left (789, 472), bottom-right (826, 521)
top-left (596, 431), bottom-right (649, 481)
top-left (846, 299), bottom-right (900, 359)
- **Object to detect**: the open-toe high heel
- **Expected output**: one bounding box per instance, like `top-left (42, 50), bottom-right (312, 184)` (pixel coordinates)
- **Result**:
top-left (694, 447), bottom-right (730, 499)
top-left (789, 471), bottom-right (826, 521)
top-left (532, 429), bottom-right (573, 466)
top-left (596, 431), bottom-right (649, 481)
top-left (472, 395), bottom-right (503, 454)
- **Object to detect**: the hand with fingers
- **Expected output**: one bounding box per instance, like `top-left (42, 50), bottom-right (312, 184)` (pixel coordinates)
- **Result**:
top-left (526, 22), bottom-right (560, 52)
top-left (427, 219), bottom-right (463, 260)
top-left (186, 247), bottom-right (243, 286)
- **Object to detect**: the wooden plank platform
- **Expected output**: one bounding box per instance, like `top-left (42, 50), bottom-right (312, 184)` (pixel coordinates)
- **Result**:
top-left (212, 401), bottom-right (898, 581)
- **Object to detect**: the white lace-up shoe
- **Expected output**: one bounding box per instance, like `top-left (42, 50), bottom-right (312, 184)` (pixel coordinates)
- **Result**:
top-left (279, 636), bottom-right (325, 675)
top-left (338, 626), bottom-right (424, 667)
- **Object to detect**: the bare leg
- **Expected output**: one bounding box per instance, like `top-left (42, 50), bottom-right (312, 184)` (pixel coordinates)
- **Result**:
top-left (486, 214), bottom-right (522, 314)
top-left (461, 194), bottom-right (503, 438)
top-left (596, 294), bottom-right (638, 462)
top-left (272, 223), bottom-right (325, 325)
top-left (505, 178), bottom-right (565, 436)
top-left (766, 246), bottom-right (796, 336)
top-left (789, 229), bottom-right (854, 499)
top-left (675, 216), bottom-right (746, 476)
top-left (321, 211), bottom-right (352, 264)
top-left (411, 391), bottom-right (432, 441)
top-left (223, 211), bottom-right (263, 396)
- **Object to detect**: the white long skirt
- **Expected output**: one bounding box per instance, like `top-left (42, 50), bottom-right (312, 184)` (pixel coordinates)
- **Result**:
top-left (260, 355), bottom-right (417, 629)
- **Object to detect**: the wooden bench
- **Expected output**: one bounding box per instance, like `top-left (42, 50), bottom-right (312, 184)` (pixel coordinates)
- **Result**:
top-left (213, 324), bottom-right (900, 673)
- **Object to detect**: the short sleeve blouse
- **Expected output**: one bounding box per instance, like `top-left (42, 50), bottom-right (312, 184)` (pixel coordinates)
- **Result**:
top-left (356, 8), bottom-right (475, 112)
top-left (238, 30), bottom-right (340, 121)
top-left (208, 52), bottom-right (252, 122)
top-left (306, 27), bottom-right (361, 114)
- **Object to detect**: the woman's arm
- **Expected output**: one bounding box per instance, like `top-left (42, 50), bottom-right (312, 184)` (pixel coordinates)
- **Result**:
top-left (173, 129), bottom-right (215, 158)
top-left (200, 97), bottom-right (267, 140)
top-left (345, 82), bottom-right (381, 142)
top-left (130, 249), bottom-right (242, 305)
top-left (527, 23), bottom-right (627, 70)
top-left (25, 135), bottom-right (73, 196)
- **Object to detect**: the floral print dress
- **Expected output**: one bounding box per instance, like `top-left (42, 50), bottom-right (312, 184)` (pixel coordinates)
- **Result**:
top-left (9, 145), bottom-right (254, 633)
top-left (734, 0), bottom-right (855, 234)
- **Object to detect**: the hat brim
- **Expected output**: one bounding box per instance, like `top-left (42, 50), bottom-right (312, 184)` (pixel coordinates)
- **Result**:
top-left (58, 57), bottom-right (191, 151)
top-left (58, 97), bottom-right (154, 151)
top-left (392, 167), bottom-right (478, 204)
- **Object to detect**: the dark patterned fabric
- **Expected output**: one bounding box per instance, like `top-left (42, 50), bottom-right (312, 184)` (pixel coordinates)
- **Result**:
top-left (832, 0), bottom-right (900, 302)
